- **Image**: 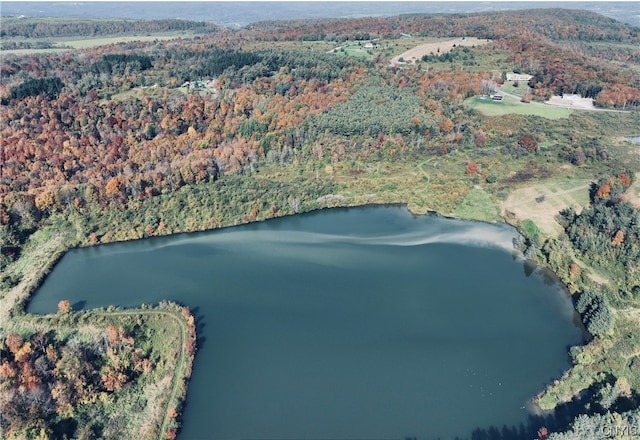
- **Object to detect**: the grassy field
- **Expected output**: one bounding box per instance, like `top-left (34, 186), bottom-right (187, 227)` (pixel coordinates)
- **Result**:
top-left (465, 95), bottom-right (574, 119)
top-left (2, 33), bottom-right (198, 55)
top-left (331, 41), bottom-right (376, 59)
top-left (242, 40), bottom-right (335, 53)
top-left (501, 177), bottom-right (592, 236)
top-left (108, 85), bottom-right (193, 103)
top-left (500, 81), bottom-right (531, 97)
top-left (63, 34), bottom-right (195, 48)
top-left (454, 187), bottom-right (501, 221)
top-left (390, 37), bottom-right (490, 64)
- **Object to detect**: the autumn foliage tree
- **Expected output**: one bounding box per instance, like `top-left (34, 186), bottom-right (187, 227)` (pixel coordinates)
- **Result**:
top-left (465, 161), bottom-right (479, 175)
top-left (611, 230), bottom-right (624, 246)
top-left (518, 133), bottom-right (538, 152)
top-left (474, 129), bottom-right (487, 147)
top-left (57, 299), bottom-right (71, 314)
top-left (591, 174), bottom-right (633, 204)
top-left (0, 324), bottom-right (154, 437)
top-left (439, 118), bottom-right (454, 134)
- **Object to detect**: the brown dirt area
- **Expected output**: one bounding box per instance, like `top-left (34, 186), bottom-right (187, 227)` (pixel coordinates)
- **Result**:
top-left (501, 180), bottom-right (591, 237)
top-left (545, 95), bottom-right (595, 109)
top-left (390, 37), bottom-right (490, 65)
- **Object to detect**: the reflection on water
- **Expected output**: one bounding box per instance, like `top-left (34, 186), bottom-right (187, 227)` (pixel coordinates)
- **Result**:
top-left (29, 206), bottom-right (583, 440)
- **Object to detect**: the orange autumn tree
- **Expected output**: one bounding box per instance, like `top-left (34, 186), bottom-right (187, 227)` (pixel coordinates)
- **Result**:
top-left (57, 300), bottom-right (71, 314)
top-left (612, 230), bottom-right (624, 246)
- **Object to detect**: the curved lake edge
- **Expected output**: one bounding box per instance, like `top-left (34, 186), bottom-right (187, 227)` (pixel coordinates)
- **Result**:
top-left (15, 202), bottom-right (588, 438)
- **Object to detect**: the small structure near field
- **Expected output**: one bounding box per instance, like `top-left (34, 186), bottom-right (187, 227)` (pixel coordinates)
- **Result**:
top-left (491, 94), bottom-right (504, 101)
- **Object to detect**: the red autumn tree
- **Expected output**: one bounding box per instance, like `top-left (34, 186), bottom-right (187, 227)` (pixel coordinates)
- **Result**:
top-left (465, 161), bottom-right (479, 175)
top-left (537, 426), bottom-right (549, 439)
top-left (439, 118), bottom-right (454, 133)
top-left (617, 173), bottom-right (631, 189)
top-left (519, 133), bottom-right (538, 152)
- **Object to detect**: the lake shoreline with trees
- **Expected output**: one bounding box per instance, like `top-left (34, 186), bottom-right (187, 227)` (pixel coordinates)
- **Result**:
top-left (2, 6), bottom-right (640, 439)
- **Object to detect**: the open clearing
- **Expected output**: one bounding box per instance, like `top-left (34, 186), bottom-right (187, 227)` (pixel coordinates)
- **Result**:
top-left (465, 95), bottom-right (573, 119)
top-left (621, 173), bottom-right (640, 207)
top-left (501, 178), bottom-right (591, 236)
top-left (331, 42), bottom-right (376, 59)
top-left (2, 33), bottom-right (196, 54)
top-left (390, 37), bottom-right (490, 64)
top-left (546, 95), bottom-right (595, 109)
top-left (62, 34), bottom-right (193, 48)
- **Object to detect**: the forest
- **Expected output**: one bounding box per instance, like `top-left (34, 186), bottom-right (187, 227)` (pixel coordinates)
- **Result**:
top-left (1, 7), bottom-right (640, 439)
top-left (0, 302), bottom-right (196, 439)
top-left (0, 17), bottom-right (220, 38)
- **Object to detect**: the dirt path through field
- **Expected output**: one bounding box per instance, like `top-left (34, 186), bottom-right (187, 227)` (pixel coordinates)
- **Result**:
top-left (390, 37), bottom-right (490, 65)
top-left (502, 181), bottom-right (591, 236)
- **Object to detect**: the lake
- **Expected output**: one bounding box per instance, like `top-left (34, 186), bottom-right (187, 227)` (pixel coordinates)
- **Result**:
top-left (28, 206), bottom-right (583, 440)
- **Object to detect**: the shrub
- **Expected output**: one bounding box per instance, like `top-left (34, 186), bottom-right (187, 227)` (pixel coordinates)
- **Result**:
top-left (518, 133), bottom-right (538, 152)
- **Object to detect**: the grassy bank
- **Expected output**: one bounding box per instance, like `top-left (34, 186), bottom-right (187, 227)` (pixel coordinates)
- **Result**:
top-left (465, 95), bottom-right (574, 119)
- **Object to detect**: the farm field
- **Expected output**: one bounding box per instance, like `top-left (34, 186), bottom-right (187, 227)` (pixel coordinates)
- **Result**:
top-left (465, 94), bottom-right (574, 119)
top-left (390, 36), bottom-right (490, 64)
top-left (1, 33), bottom-right (200, 54)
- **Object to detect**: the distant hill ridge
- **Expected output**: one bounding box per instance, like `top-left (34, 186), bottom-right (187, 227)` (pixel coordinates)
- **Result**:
top-left (3, 8), bottom-right (638, 44)
top-left (2, 1), bottom-right (639, 27)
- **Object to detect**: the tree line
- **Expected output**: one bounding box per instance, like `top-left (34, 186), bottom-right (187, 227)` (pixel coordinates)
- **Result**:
top-left (0, 18), bottom-right (219, 38)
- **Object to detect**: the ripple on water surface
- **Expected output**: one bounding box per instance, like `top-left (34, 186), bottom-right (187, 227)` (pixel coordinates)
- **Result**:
top-left (29, 206), bottom-right (583, 439)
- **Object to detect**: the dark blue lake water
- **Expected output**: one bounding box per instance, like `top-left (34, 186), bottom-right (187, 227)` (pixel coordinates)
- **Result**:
top-left (28, 206), bottom-right (583, 439)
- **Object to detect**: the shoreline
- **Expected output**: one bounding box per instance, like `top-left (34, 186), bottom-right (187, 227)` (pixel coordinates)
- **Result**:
top-left (2, 200), bottom-right (591, 438)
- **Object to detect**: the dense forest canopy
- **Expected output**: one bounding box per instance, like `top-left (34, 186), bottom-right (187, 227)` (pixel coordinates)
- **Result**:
top-left (0, 17), bottom-right (220, 38)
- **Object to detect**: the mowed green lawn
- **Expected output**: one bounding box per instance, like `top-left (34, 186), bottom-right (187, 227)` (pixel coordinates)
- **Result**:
top-left (465, 95), bottom-right (573, 119)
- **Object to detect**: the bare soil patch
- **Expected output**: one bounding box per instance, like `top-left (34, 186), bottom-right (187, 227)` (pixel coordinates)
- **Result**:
top-left (501, 180), bottom-right (591, 237)
top-left (390, 37), bottom-right (490, 65)
top-left (545, 95), bottom-right (595, 109)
